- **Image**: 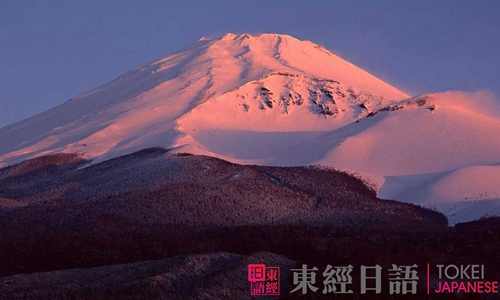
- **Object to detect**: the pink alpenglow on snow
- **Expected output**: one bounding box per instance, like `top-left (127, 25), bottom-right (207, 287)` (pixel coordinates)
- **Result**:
top-left (1, 33), bottom-right (499, 224)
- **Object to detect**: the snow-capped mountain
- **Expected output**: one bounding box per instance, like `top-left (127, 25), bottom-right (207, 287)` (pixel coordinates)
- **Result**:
top-left (1, 33), bottom-right (499, 223)
top-left (0, 33), bottom-right (407, 166)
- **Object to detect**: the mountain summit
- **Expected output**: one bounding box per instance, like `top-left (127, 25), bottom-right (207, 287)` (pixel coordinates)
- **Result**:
top-left (0, 33), bottom-right (407, 166)
top-left (2, 33), bottom-right (499, 223)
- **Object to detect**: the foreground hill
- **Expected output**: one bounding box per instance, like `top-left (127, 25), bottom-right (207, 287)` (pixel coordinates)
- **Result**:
top-left (0, 149), bottom-right (444, 233)
top-left (0, 149), bottom-right (445, 277)
top-left (0, 252), bottom-right (295, 300)
top-left (1, 151), bottom-right (500, 299)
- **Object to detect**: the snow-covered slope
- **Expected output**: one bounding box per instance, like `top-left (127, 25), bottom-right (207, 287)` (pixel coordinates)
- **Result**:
top-left (0, 33), bottom-right (407, 166)
top-left (177, 89), bottom-right (500, 224)
top-left (1, 33), bottom-right (499, 223)
top-left (306, 91), bottom-right (500, 224)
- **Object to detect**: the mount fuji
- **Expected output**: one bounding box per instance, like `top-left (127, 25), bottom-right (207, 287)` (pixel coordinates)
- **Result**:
top-left (1, 33), bottom-right (499, 224)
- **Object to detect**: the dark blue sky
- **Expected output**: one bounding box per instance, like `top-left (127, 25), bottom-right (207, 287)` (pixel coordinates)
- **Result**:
top-left (1, 0), bottom-right (499, 127)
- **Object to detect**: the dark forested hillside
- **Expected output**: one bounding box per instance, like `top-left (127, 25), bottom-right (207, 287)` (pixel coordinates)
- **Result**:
top-left (1, 149), bottom-right (498, 299)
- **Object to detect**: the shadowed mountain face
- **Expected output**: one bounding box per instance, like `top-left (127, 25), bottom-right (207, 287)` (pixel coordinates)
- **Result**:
top-left (2, 150), bottom-right (500, 299)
